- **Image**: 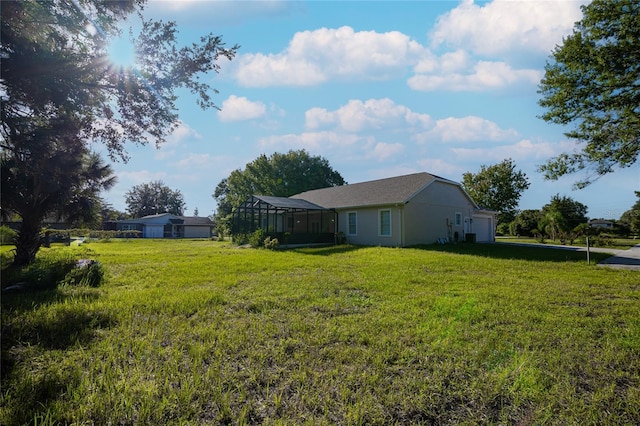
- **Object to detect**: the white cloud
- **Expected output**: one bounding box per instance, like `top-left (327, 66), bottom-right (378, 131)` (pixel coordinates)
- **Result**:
top-left (233, 26), bottom-right (425, 87)
top-left (234, 53), bottom-right (327, 86)
top-left (258, 131), bottom-right (362, 152)
top-left (406, 0), bottom-right (582, 93)
top-left (218, 95), bottom-right (267, 122)
top-left (451, 138), bottom-right (576, 162)
top-left (305, 98), bottom-right (431, 132)
top-left (416, 158), bottom-right (465, 177)
top-left (152, 121), bottom-right (201, 159)
top-left (440, 49), bottom-right (471, 73)
top-left (168, 121), bottom-right (201, 142)
top-left (174, 153), bottom-right (213, 169)
top-left (416, 116), bottom-right (518, 144)
top-left (408, 60), bottom-right (542, 92)
top-left (369, 142), bottom-right (405, 161)
top-left (116, 170), bottom-right (168, 184)
top-left (430, 0), bottom-right (585, 57)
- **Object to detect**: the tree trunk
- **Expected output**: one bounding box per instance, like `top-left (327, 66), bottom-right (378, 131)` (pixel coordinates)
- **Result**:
top-left (13, 214), bottom-right (43, 267)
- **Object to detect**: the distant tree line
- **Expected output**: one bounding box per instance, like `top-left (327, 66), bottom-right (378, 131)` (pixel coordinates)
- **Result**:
top-left (499, 193), bottom-right (639, 245)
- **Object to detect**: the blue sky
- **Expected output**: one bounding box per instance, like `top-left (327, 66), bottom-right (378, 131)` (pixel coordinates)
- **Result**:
top-left (102, 0), bottom-right (638, 220)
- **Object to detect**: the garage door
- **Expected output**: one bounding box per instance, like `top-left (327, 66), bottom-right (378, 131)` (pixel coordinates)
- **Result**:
top-left (472, 216), bottom-right (493, 242)
top-left (144, 225), bottom-right (164, 238)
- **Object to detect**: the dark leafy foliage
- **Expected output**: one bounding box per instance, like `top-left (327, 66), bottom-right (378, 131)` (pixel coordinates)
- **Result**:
top-left (538, 0), bottom-right (640, 188)
top-left (125, 180), bottom-right (186, 217)
top-left (620, 191), bottom-right (640, 234)
top-left (461, 158), bottom-right (530, 224)
top-left (0, 0), bottom-right (238, 265)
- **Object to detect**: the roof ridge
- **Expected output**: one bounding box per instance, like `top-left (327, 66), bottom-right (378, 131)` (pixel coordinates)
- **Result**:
top-left (294, 172), bottom-right (434, 196)
top-left (291, 172), bottom-right (441, 209)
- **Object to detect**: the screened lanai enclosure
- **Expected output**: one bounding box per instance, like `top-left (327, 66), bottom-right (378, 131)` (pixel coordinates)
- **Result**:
top-left (233, 195), bottom-right (337, 245)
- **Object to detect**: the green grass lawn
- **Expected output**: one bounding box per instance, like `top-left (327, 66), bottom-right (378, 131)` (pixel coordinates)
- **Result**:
top-left (2, 240), bottom-right (639, 425)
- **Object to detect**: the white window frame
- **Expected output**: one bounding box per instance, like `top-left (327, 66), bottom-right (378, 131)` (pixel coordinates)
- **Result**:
top-left (378, 209), bottom-right (391, 237)
top-left (347, 211), bottom-right (357, 236)
top-left (455, 212), bottom-right (462, 227)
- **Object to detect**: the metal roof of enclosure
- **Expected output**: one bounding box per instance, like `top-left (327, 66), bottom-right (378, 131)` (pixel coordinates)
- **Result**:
top-left (246, 195), bottom-right (326, 211)
top-left (233, 195), bottom-right (337, 245)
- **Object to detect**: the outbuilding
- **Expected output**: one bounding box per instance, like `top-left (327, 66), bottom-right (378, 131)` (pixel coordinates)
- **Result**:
top-left (115, 213), bottom-right (214, 238)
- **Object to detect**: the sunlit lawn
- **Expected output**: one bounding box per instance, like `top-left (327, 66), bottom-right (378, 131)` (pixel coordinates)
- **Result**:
top-left (1, 239), bottom-right (639, 424)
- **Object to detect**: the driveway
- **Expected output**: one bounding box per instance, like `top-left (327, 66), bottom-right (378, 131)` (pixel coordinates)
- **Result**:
top-left (496, 240), bottom-right (640, 271)
top-left (597, 243), bottom-right (640, 271)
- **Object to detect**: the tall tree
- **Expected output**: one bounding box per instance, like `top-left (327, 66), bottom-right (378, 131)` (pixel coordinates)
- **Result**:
top-left (538, 0), bottom-right (640, 188)
top-left (1, 145), bottom-right (116, 265)
top-left (1, 0), bottom-right (238, 265)
top-left (461, 158), bottom-right (530, 224)
top-left (541, 194), bottom-right (588, 238)
top-left (509, 209), bottom-right (542, 237)
top-left (125, 180), bottom-right (186, 217)
top-left (620, 191), bottom-right (640, 235)
top-left (213, 150), bottom-right (345, 228)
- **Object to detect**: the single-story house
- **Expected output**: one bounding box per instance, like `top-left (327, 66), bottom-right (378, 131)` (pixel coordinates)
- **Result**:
top-left (233, 172), bottom-right (496, 246)
top-left (588, 219), bottom-right (614, 230)
top-left (115, 213), bottom-right (214, 238)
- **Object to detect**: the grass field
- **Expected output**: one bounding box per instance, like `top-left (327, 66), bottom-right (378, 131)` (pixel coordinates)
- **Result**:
top-left (1, 240), bottom-right (639, 425)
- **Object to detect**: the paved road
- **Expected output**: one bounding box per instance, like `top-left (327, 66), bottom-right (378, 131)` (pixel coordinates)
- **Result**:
top-left (497, 241), bottom-right (640, 271)
top-left (597, 243), bottom-right (640, 271)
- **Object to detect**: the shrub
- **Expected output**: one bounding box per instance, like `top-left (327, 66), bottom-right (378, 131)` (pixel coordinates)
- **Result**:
top-left (2, 251), bottom-right (77, 291)
top-left (231, 233), bottom-right (245, 245)
top-left (0, 225), bottom-right (17, 245)
top-left (496, 222), bottom-right (511, 236)
top-left (62, 260), bottom-right (105, 287)
top-left (264, 236), bottom-right (280, 250)
top-left (590, 234), bottom-right (614, 247)
top-left (247, 229), bottom-right (266, 248)
top-left (534, 233), bottom-right (546, 244)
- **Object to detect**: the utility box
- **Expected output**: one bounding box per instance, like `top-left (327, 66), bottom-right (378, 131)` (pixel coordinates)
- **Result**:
top-left (465, 233), bottom-right (476, 243)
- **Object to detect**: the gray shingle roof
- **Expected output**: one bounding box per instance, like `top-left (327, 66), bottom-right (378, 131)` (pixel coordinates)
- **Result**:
top-left (182, 216), bottom-right (214, 226)
top-left (292, 172), bottom-right (448, 209)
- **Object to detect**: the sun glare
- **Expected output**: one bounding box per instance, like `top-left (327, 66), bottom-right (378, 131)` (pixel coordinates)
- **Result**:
top-left (107, 35), bottom-right (137, 69)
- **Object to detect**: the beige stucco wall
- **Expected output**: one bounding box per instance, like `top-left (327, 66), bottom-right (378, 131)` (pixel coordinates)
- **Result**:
top-left (403, 181), bottom-right (478, 245)
top-left (334, 180), bottom-right (494, 246)
top-left (338, 206), bottom-right (403, 247)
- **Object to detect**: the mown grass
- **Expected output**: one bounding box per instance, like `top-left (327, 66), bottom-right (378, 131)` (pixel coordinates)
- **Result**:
top-left (1, 240), bottom-right (639, 425)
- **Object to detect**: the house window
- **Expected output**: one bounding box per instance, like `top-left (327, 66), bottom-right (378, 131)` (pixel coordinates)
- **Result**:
top-left (379, 209), bottom-right (391, 237)
top-left (347, 211), bottom-right (357, 236)
top-left (122, 224), bottom-right (134, 231)
top-left (455, 212), bottom-right (462, 227)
